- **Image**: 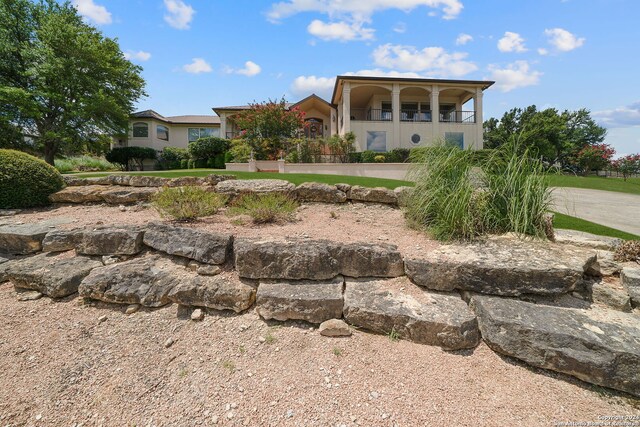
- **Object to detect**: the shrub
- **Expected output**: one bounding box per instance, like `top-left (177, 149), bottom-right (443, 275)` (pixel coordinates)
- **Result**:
top-left (348, 152), bottom-right (362, 163)
top-left (374, 155), bottom-right (386, 163)
top-left (0, 149), bottom-right (64, 209)
top-left (106, 147), bottom-right (157, 171)
top-left (54, 155), bottom-right (117, 173)
top-left (406, 140), bottom-right (551, 241)
top-left (157, 147), bottom-right (189, 170)
top-left (193, 159), bottom-right (207, 169)
top-left (228, 139), bottom-right (252, 163)
top-left (188, 137), bottom-right (229, 160)
top-left (385, 148), bottom-right (411, 163)
top-left (151, 186), bottom-right (227, 221)
top-left (180, 159), bottom-right (189, 169)
top-left (614, 240), bottom-right (640, 262)
top-left (361, 150), bottom-right (376, 163)
top-left (227, 193), bottom-right (298, 224)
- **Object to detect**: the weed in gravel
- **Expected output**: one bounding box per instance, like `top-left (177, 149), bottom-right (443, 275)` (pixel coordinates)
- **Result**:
top-left (264, 332), bottom-right (277, 345)
top-left (388, 327), bottom-right (400, 342)
top-left (152, 186), bottom-right (227, 221)
top-left (238, 345), bottom-right (246, 354)
top-left (227, 193), bottom-right (298, 224)
top-left (178, 366), bottom-right (189, 377)
top-left (333, 347), bottom-right (343, 357)
top-left (221, 360), bottom-right (235, 372)
top-left (330, 211), bottom-right (338, 219)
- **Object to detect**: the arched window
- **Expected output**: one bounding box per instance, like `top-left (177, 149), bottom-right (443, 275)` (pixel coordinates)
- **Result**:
top-left (157, 125), bottom-right (169, 141)
top-left (132, 122), bottom-right (148, 138)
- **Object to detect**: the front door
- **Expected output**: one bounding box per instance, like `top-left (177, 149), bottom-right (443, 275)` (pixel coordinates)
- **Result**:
top-left (304, 118), bottom-right (324, 139)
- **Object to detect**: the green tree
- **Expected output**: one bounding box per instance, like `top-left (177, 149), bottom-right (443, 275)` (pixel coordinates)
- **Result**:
top-left (233, 98), bottom-right (305, 160)
top-left (483, 106), bottom-right (606, 168)
top-left (0, 0), bottom-right (146, 164)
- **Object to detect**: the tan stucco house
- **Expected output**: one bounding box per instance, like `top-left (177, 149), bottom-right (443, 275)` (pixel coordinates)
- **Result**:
top-left (123, 75), bottom-right (493, 153)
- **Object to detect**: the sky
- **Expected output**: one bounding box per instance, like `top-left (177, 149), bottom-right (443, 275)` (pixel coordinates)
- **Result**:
top-left (72, 0), bottom-right (640, 156)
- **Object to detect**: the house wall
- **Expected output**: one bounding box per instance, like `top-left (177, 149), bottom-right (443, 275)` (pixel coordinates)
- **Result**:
top-left (125, 120), bottom-right (221, 150)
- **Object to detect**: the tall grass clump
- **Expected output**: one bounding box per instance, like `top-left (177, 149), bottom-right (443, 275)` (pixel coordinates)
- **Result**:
top-left (227, 193), bottom-right (298, 224)
top-left (152, 186), bottom-right (227, 220)
top-left (406, 140), bottom-right (551, 241)
top-left (55, 156), bottom-right (117, 173)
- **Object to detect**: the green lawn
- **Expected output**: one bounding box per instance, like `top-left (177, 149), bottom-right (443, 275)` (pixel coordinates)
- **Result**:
top-left (71, 169), bottom-right (413, 189)
top-left (553, 212), bottom-right (639, 240)
top-left (548, 174), bottom-right (640, 195)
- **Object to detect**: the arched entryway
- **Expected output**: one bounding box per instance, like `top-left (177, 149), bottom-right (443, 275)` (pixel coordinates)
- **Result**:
top-left (304, 118), bottom-right (324, 139)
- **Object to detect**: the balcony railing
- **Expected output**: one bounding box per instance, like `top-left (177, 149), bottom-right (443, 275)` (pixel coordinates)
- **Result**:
top-left (440, 111), bottom-right (476, 123)
top-left (401, 110), bottom-right (432, 122)
top-left (351, 108), bottom-right (392, 121)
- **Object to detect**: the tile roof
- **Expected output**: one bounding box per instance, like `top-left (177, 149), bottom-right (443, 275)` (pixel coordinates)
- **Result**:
top-left (131, 110), bottom-right (220, 125)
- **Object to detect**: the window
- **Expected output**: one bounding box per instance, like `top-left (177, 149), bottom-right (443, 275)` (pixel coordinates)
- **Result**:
top-left (366, 131), bottom-right (387, 152)
top-left (401, 103), bottom-right (418, 121)
top-left (132, 122), bottom-right (148, 138)
top-left (188, 127), bottom-right (220, 142)
top-left (157, 125), bottom-right (169, 141)
top-left (445, 132), bottom-right (464, 149)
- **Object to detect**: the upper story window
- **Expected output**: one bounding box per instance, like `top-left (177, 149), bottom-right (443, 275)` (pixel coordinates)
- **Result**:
top-left (132, 122), bottom-right (149, 138)
top-left (188, 127), bottom-right (219, 142)
top-left (157, 125), bottom-right (169, 141)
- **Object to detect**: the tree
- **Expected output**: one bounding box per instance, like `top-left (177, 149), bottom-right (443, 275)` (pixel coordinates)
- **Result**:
top-left (188, 137), bottom-right (229, 160)
top-left (0, 0), bottom-right (146, 164)
top-left (483, 106), bottom-right (606, 168)
top-left (612, 154), bottom-right (640, 181)
top-left (105, 146), bottom-right (156, 171)
top-left (575, 143), bottom-right (615, 175)
top-left (233, 98), bottom-right (305, 160)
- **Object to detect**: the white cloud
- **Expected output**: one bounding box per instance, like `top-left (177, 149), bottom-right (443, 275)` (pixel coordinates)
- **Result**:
top-left (544, 28), bottom-right (585, 52)
top-left (164, 0), bottom-right (195, 30)
top-left (267, 0), bottom-right (464, 22)
top-left (537, 48), bottom-right (548, 56)
top-left (593, 102), bottom-right (640, 128)
top-left (455, 33), bottom-right (473, 45)
top-left (182, 58), bottom-right (212, 74)
top-left (124, 51), bottom-right (151, 62)
top-left (372, 43), bottom-right (477, 77)
top-left (291, 76), bottom-right (336, 97)
top-left (393, 22), bottom-right (407, 33)
top-left (307, 20), bottom-right (374, 41)
top-left (72, 0), bottom-right (112, 25)
top-left (497, 31), bottom-right (527, 53)
top-left (236, 61), bottom-right (262, 77)
top-left (487, 61), bottom-right (542, 92)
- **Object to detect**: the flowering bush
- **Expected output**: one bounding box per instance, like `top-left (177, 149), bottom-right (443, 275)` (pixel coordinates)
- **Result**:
top-left (612, 154), bottom-right (640, 181)
top-left (575, 143), bottom-right (615, 175)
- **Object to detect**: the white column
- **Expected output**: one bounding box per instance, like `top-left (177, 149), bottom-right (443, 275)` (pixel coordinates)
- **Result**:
top-left (431, 85), bottom-right (440, 141)
top-left (220, 113), bottom-right (227, 139)
top-left (455, 100), bottom-right (463, 123)
top-left (474, 88), bottom-right (484, 149)
top-left (342, 81), bottom-right (351, 134)
top-left (392, 83), bottom-right (400, 149)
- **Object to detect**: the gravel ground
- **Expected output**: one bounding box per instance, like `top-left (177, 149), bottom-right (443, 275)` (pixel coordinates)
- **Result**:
top-left (0, 283), bottom-right (638, 427)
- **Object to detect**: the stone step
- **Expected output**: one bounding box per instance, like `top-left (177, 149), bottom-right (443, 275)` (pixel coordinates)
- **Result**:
top-left (256, 276), bottom-right (344, 324)
top-left (405, 239), bottom-right (597, 296)
top-left (143, 223), bottom-right (232, 265)
top-left (343, 277), bottom-right (480, 350)
top-left (470, 294), bottom-right (640, 397)
top-left (43, 226), bottom-right (144, 256)
top-left (0, 219), bottom-right (72, 255)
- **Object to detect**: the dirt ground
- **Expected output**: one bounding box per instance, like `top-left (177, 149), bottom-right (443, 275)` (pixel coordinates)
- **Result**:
top-left (1, 202), bottom-right (639, 426)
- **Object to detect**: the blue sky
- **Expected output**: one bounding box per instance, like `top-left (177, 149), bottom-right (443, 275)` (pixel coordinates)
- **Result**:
top-left (72, 0), bottom-right (640, 156)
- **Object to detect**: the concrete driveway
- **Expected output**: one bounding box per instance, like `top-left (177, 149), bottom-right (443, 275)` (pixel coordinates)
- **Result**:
top-left (551, 187), bottom-right (640, 236)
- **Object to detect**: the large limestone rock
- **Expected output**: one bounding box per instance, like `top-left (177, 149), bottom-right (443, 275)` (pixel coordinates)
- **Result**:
top-left (405, 240), bottom-right (597, 296)
top-left (348, 186), bottom-right (398, 205)
top-left (101, 187), bottom-right (157, 204)
top-left (166, 176), bottom-right (208, 187)
top-left (554, 229), bottom-right (622, 250)
top-left (215, 179), bottom-right (295, 199)
top-left (79, 255), bottom-right (186, 307)
top-left (621, 267), bottom-right (640, 307)
top-left (167, 274), bottom-right (256, 313)
top-left (393, 186), bottom-right (414, 207)
top-left (6, 253), bottom-right (102, 298)
top-left (49, 185), bottom-right (111, 203)
top-left (0, 219), bottom-right (71, 255)
top-left (128, 176), bottom-right (171, 187)
top-left (205, 174), bottom-right (237, 186)
top-left (294, 182), bottom-right (347, 203)
top-left (143, 223), bottom-right (233, 264)
top-left (587, 280), bottom-right (632, 312)
top-left (470, 295), bottom-right (640, 397)
top-left (256, 276), bottom-right (344, 323)
top-left (44, 226), bottom-right (144, 255)
top-left (0, 257), bottom-right (12, 283)
top-left (234, 239), bottom-right (404, 280)
top-left (343, 278), bottom-right (480, 350)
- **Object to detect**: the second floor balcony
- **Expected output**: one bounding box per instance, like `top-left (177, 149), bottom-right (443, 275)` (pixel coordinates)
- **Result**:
top-left (350, 108), bottom-right (476, 123)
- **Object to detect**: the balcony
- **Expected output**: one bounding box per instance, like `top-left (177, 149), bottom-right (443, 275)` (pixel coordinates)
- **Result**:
top-left (351, 108), bottom-right (392, 121)
top-left (440, 111), bottom-right (476, 123)
top-left (400, 110), bottom-right (432, 122)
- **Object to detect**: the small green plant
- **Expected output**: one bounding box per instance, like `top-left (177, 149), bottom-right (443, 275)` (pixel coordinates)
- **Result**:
top-left (0, 149), bottom-right (64, 209)
top-left (178, 366), bottom-right (189, 377)
top-left (374, 155), bottom-right (386, 163)
top-left (330, 211), bottom-right (338, 219)
top-left (238, 345), bottom-right (246, 354)
top-left (221, 360), bottom-right (235, 372)
top-left (152, 186), bottom-right (227, 221)
top-left (227, 193), bottom-right (298, 224)
top-left (332, 347), bottom-right (343, 357)
top-left (54, 155), bottom-right (117, 173)
top-left (264, 331), bottom-right (277, 345)
top-left (388, 327), bottom-right (400, 342)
